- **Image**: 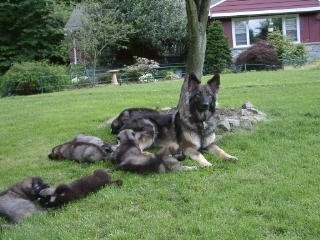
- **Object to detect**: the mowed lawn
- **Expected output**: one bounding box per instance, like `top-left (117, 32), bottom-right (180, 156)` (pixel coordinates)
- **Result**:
top-left (0, 68), bottom-right (319, 239)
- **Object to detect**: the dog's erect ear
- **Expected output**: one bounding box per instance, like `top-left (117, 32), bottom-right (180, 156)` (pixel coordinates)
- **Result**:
top-left (207, 73), bottom-right (220, 92)
top-left (188, 73), bottom-right (200, 91)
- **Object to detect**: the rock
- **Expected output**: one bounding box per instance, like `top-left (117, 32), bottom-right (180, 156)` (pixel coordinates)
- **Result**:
top-left (215, 102), bottom-right (266, 134)
top-left (217, 119), bottom-right (231, 131)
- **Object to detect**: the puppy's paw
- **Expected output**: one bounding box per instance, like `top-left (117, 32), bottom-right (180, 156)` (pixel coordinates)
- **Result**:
top-left (199, 161), bottom-right (213, 167)
top-left (226, 155), bottom-right (238, 163)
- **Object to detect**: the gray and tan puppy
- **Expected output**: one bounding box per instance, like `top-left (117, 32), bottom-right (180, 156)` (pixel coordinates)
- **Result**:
top-left (48, 134), bottom-right (115, 163)
top-left (111, 129), bottom-right (197, 174)
top-left (0, 177), bottom-right (49, 223)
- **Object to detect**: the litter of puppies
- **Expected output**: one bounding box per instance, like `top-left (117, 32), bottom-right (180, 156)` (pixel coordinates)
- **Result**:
top-left (1, 73), bottom-right (265, 225)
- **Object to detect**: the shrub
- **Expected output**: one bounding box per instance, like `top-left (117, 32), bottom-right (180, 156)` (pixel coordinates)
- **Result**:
top-left (138, 73), bottom-right (156, 83)
top-left (267, 30), bottom-right (307, 67)
top-left (0, 61), bottom-right (68, 97)
top-left (235, 40), bottom-right (281, 71)
top-left (205, 21), bottom-right (232, 73)
top-left (121, 56), bottom-right (160, 82)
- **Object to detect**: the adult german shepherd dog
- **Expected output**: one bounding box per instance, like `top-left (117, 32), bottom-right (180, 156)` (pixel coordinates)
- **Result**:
top-left (111, 73), bottom-right (237, 167)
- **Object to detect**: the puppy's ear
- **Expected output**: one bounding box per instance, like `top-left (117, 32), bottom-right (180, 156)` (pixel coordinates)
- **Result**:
top-left (188, 73), bottom-right (200, 91)
top-left (207, 73), bottom-right (220, 92)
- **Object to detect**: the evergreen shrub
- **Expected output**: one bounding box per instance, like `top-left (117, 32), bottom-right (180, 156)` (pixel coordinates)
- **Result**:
top-left (205, 21), bottom-right (232, 73)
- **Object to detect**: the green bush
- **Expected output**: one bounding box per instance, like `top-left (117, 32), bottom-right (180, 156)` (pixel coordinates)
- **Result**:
top-left (205, 21), bottom-right (232, 73)
top-left (0, 61), bottom-right (68, 97)
top-left (267, 30), bottom-right (307, 66)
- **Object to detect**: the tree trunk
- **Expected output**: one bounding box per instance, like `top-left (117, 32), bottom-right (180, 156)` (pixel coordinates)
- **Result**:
top-left (177, 0), bottom-right (210, 109)
top-left (92, 50), bottom-right (97, 86)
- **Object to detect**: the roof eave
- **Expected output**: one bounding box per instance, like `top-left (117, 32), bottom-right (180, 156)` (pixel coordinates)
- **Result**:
top-left (210, 7), bottom-right (320, 18)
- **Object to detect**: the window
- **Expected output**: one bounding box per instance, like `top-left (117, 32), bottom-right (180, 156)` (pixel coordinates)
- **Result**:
top-left (232, 15), bottom-right (299, 48)
top-left (234, 20), bottom-right (248, 46)
top-left (284, 17), bottom-right (298, 41)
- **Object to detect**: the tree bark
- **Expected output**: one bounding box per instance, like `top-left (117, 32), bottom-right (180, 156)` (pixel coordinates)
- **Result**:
top-left (177, 0), bottom-right (210, 110)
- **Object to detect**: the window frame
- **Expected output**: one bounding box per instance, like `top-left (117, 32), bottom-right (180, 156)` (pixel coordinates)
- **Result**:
top-left (232, 14), bottom-right (300, 48)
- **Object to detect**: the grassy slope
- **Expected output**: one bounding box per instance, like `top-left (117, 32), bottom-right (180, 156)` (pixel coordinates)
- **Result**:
top-left (0, 69), bottom-right (319, 239)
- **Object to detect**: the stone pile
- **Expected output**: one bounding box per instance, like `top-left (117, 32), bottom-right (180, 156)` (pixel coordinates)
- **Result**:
top-left (215, 101), bottom-right (266, 134)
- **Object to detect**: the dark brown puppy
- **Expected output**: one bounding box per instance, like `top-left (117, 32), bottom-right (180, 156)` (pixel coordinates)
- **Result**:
top-left (42, 169), bottom-right (122, 208)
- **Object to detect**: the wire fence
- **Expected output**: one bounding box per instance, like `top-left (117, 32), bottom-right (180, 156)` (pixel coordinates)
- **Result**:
top-left (0, 64), bottom-right (188, 96)
top-left (1, 61), bottom-right (305, 96)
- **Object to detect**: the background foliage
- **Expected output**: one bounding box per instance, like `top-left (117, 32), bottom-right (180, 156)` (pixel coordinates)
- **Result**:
top-left (0, 0), bottom-right (188, 75)
top-left (75, 0), bottom-right (133, 82)
top-left (104, 0), bottom-right (187, 61)
top-left (0, 0), bottom-right (70, 74)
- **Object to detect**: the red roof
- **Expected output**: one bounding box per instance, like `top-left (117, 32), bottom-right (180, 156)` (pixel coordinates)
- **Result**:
top-left (210, 0), bottom-right (320, 17)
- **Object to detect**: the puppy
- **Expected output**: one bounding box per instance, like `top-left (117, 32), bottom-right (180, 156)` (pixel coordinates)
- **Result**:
top-left (0, 177), bottom-right (49, 223)
top-left (41, 169), bottom-right (122, 208)
top-left (111, 129), bottom-right (197, 174)
top-left (48, 134), bottom-right (115, 163)
top-left (110, 108), bottom-right (160, 134)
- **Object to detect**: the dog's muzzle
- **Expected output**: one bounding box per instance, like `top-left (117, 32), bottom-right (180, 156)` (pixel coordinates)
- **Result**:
top-left (199, 101), bottom-right (210, 111)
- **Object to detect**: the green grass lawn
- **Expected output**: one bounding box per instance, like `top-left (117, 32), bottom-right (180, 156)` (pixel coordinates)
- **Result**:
top-left (0, 68), bottom-right (320, 239)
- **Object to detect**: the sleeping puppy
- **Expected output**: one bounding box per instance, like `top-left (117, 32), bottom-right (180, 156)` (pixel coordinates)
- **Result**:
top-left (0, 177), bottom-right (50, 223)
top-left (48, 134), bottom-right (115, 163)
top-left (111, 129), bottom-right (197, 174)
top-left (110, 107), bottom-right (160, 134)
top-left (41, 169), bottom-right (122, 208)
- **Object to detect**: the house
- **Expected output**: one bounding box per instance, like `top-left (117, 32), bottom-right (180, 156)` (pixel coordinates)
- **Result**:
top-left (209, 0), bottom-right (320, 61)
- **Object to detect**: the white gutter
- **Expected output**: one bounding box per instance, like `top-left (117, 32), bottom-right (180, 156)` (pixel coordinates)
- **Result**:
top-left (210, 7), bottom-right (320, 18)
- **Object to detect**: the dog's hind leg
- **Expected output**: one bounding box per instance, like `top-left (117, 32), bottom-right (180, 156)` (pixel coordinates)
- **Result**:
top-left (206, 144), bottom-right (238, 162)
